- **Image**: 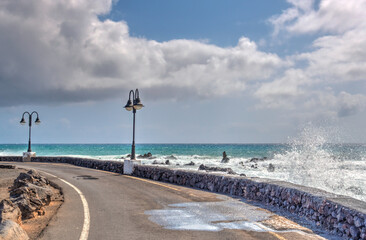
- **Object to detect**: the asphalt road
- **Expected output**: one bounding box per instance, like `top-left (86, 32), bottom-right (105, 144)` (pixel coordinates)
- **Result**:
top-left (2, 162), bottom-right (328, 240)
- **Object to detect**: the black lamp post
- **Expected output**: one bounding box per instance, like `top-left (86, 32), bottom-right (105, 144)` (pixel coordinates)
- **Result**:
top-left (20, 111), bottom-right (41, 152)
top-left (124, 89), bottom-right (144, 160)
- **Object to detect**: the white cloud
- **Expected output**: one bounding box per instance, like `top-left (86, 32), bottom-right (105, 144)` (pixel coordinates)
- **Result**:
top-left (258, 0), bottom-right (366, 119)
top-left (254, 69), bottom-right (308, 109)
top-left (337, 92), bottom-right (366, 117)
top-left (270, 0), bottom-right (366, 35)
top-left (297, 28), bottom-right (366, 83)
top-left (0, 0), bottom-right (283, 106)
top-left (1, 0), bottom-right (365, 123)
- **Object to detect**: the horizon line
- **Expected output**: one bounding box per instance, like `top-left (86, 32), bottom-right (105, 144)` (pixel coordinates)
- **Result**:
top-left (1, 142), bottom-right (365, 145)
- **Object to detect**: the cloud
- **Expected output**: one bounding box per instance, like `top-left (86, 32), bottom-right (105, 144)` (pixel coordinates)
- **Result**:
top-left (0, 0), bottom-right (284, 107)
top-left (270, 0), bottom-right (366, 35)
top-left (2, 0), bottom-right (365, 123)
top-left (337, 92), bottom-right (366, 117)
top-left (258, 0), bottom-right (366, 119)
top-left (254, 69), bottom-right (308, 109)
top-left (297, 28), bottom-right (366, 83)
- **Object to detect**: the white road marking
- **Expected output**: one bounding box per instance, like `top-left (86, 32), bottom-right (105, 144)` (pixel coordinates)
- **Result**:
top-left (41, 171), bottom-right (90, 240)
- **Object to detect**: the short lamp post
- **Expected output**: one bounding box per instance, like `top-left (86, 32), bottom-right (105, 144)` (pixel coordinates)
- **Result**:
top-left (124, 89), bottom-right (144, 160)
top-left (20, 111), bottom-right (41, 156)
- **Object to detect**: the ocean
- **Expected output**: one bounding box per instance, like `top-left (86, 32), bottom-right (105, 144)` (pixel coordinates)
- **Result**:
top-left (1, 142), bottom-right (366, 202)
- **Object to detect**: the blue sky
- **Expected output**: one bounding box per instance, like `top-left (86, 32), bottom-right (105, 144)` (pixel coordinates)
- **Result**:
top-left (105, 1), bottom-right (286, 46)
top-left (0, 0), bottom-right (365, 144)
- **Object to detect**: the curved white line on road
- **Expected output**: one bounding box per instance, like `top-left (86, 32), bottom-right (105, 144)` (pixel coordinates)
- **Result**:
top-left (59, 178), bottom-right (90, 240)
top-left (41, 171), bottom-right (90, 240)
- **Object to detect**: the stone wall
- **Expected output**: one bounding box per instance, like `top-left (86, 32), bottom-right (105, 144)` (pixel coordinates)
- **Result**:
top-left (0, 156), bottom-right (124, 174)
top-left (0, 156), bottom-right (22, 162)
top-left (1, 156), bottom-right (366, 239)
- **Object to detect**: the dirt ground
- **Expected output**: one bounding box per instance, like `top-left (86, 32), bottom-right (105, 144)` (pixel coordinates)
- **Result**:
top-left (0, 166), bottom-right (63, 240)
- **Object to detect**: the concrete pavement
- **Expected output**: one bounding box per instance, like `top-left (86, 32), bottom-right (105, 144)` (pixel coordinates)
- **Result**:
top-left (1, 162), bottom-right (329, 240)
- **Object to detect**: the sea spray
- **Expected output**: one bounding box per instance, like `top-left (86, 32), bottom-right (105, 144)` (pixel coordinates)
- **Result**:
top-left (273, 123), bottom-right (366, 201)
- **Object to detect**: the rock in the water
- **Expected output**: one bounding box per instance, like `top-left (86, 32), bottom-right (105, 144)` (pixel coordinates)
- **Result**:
top-left (198, 164), bottom-right (236, 174)
top-left (0, 200), bottom-right (21, 224)
top-left (221, 151), bottom-right (230, 163)
top-left (165, 155), bottom-right (177, 160)
top-left (250, 164), bottom-right (258, 169)
top-left (152, 160), bottom-right (167, 165)
top-left (249, 157), bottom-right (268, 163)
top-left (0, 220), bottom-right (29, 240)
top-left (267, 163), bottom-right (275, 172)
top-left (198, 164), bottom-right (205, 170)
top-left (221, 158), bottom-right (229, 163)
top-left (138, 152), bottom-right (153, 159)
top-left (227, 169), bottom-right (236, 175)
top-left (185, 161), bottom-right (195, 166)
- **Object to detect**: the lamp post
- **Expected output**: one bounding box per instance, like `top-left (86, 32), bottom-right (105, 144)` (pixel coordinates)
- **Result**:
top-left (124, 89), bottom-right (144, 160)
top-left (20, 111), bottom-right (41, 153)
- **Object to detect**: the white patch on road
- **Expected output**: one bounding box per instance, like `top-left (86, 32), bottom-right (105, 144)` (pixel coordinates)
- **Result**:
top-left (145, 200), bottom-right (318, 237)
top-left (145, 200), bottom-right (272, 232)
top-left (41, 171), bottom-right (90, 240)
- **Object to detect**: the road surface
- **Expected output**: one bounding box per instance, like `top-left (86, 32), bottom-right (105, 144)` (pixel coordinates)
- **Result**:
top-left (2, 162), bottom-right (328, 240)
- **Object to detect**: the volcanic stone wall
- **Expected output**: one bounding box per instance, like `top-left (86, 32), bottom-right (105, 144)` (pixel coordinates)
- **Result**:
top-left (0, 156), bottom-right (22, 162)
top-left (1, 156), bottom-right (366, 239)
top-left (0, 156), bottom-right (124, 173)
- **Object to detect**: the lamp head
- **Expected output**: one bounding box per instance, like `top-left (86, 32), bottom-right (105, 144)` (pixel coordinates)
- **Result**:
top-left (124, 99), bottom-right (133, 111)
top-left (20, 117), bottom-right (26, 125)
top-left (133, 97), bottom-right (144, 110)
top-left (35, 117), bottom-right (41, 125)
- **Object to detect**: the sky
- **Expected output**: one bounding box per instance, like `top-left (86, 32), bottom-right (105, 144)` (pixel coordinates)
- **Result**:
top-left (0, 0), bottom-right (365, 144)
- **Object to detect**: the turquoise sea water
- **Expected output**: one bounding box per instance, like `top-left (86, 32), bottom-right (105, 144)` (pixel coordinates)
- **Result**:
top-left (0, 143), bottom-right (290, 159)
top-left (1, 142), bottom-right (366, 202)
top-left (1, 143), bottom-right (365, 159)
top-left (1, 143), bottom-right (365, 161)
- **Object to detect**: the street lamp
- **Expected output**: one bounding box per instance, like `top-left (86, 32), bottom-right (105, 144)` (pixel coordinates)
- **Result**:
top-left (124, 89), bottom-right (144, 160)
top-left (20, 111), bottom-right (41, 152)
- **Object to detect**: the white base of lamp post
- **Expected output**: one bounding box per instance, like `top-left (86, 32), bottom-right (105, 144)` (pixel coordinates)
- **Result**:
top-left (123, 159), bottom-right (141, 175)
top-left (22, 152), bottom-right (36, 162)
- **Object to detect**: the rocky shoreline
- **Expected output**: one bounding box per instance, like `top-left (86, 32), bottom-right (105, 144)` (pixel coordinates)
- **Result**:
top-left (1, 156), bottom-right (366, 239)
top-left (0, 166), bottom-right (63, 240)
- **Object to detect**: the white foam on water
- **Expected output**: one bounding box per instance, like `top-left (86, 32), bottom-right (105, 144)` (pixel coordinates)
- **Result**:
top-left (0, 150), bottom-right (23, 156)
top-left (269, 124), bottom-right (366, 201)
top-left (138, 124), bottom-right (366, 202)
